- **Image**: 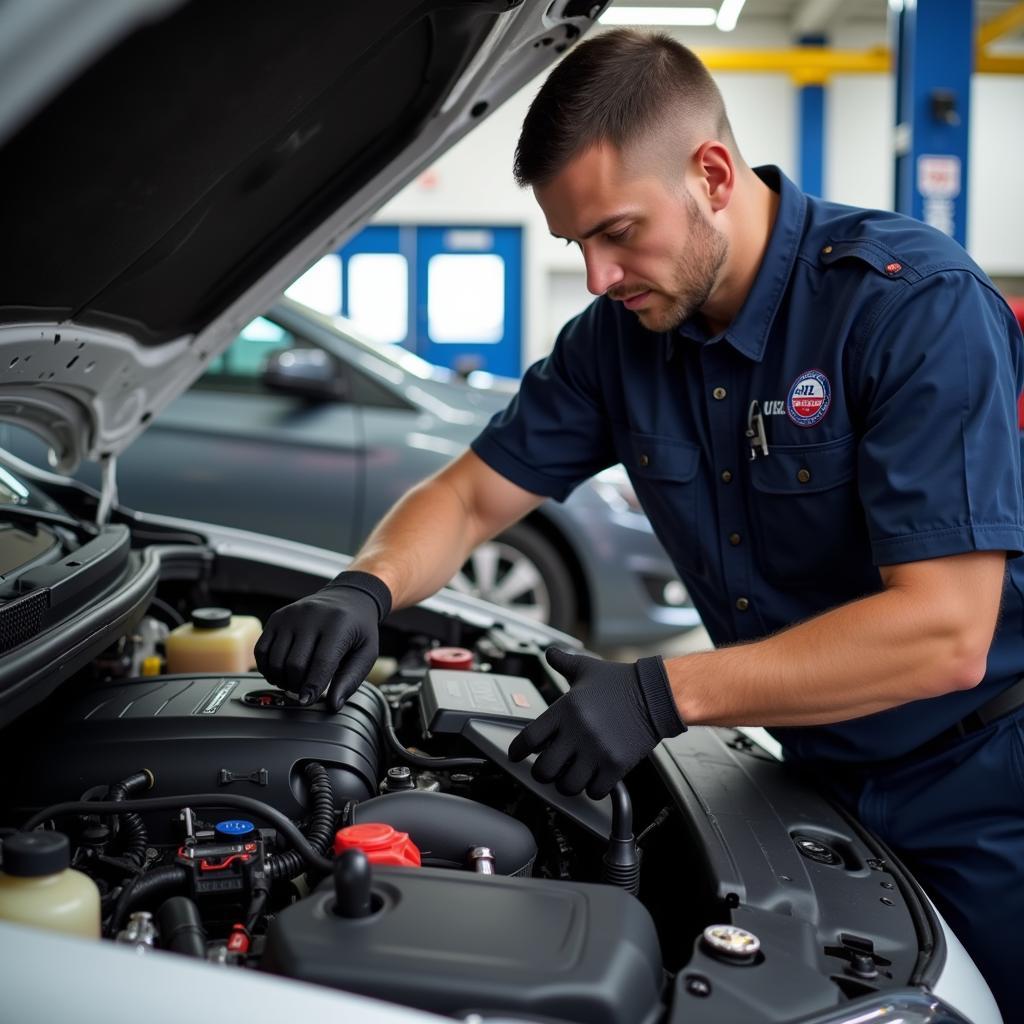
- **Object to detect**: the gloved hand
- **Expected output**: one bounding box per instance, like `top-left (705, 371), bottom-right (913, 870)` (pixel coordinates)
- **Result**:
top-left (508, 647), bottom-right (685, 799)
top-left (254, 570), bottom-right (392, 712)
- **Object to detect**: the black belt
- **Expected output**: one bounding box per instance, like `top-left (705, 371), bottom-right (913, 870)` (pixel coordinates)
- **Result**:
top-left (909, 674), bottom-right (1024, 762)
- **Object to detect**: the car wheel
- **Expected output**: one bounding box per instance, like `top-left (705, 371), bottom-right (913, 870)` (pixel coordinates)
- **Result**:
top-left (448, 522), bottom-right (578, 633)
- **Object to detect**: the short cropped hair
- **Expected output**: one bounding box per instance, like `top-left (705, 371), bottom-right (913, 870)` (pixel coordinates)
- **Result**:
top-left (513, 29), bottom-right (737, 188)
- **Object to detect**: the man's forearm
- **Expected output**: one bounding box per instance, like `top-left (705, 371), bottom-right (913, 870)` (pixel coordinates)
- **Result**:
top-left (346, 451), bottom-right (545, 611)
top-left (668, 552), bottom-right (1004, 728)
top-left (347, 476), bottom-right (484, 610)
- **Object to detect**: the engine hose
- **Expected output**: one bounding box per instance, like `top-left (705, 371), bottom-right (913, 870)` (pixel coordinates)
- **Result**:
top-left (157, 896), bottom-right (206, 958)
top-left (21, 795), bottom-right (333, 874)
top-left (268, 849), bottom-right (304, 881)
top-left (301, 762), bottom-right (336, 856)
top-left (601, 783), bottom-right (640, 896)
top-left (107, 770), bottom-right (153, 868)
top-left (245, 889), bottom-right (269, 934)
top-left (268, 762), bottom-right (337, 883)
top-left (108, 865), bottom-right (188, 937)
top-left (366, 684), bottom-right (487, 769)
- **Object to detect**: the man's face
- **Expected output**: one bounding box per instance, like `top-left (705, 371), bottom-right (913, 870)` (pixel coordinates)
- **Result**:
top-left (536, 142), bottom-right (727, 333)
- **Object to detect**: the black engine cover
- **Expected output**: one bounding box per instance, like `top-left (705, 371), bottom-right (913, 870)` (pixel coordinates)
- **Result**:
top-left (6, 674), bottom-right (383, 838)
top-left (262, 865), bottom-right (664, 1024)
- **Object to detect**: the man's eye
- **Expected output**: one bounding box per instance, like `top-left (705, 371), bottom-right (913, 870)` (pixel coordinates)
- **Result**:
top-left (606, 228), bottom-right (631, 243)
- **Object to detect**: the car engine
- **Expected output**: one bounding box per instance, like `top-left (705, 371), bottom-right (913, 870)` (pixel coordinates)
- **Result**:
top-left (0, 491), bottom-right (955, 1024)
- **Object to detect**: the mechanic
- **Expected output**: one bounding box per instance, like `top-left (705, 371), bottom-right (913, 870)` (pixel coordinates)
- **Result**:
top-left (256, 30), bottom-right (1024, 1017)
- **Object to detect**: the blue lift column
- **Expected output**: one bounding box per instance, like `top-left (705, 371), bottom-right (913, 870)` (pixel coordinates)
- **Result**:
top-left (797, 36), bottom-right (826, 197)
top-left (892, 0), bottom-right (974, 247)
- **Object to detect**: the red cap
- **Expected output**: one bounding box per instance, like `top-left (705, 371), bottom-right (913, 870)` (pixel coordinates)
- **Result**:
top-left (426, 646), bottom-right (473, 670)
top-left (334, 823), bottom-right (421, 867)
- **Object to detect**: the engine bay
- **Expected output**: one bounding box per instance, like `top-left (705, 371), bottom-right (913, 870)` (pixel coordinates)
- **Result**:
top-left (0, 492), bottom-right (948, 1024)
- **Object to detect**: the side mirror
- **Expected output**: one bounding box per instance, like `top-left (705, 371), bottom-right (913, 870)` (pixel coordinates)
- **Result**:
top-left (262, 348), bottom-right (348, 402)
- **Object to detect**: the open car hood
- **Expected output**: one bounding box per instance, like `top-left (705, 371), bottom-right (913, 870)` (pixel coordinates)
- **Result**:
top-left (0, 0), bottom-right (601, 472)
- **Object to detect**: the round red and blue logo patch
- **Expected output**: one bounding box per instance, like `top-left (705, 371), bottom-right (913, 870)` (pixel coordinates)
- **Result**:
top-left (786, 370), bottom-right (831, 427)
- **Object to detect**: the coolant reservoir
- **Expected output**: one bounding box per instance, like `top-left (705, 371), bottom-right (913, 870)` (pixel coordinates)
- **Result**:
top-left (0, 832), bottom-right (100, 938)
top-left (165, 607), bottom-right (262, 674)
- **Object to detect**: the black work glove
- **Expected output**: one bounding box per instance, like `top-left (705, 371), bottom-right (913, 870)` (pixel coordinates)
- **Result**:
top-left (508, 648), bottom-right (685, 799)
top-left (253, 570), bottom-right (392, 712)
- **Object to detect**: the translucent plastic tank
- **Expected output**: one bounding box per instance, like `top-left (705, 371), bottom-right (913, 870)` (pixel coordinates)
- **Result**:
top-left (0, 832), bottom-right (100, 938)
top-left (165, 606), bottom-right (262, 674)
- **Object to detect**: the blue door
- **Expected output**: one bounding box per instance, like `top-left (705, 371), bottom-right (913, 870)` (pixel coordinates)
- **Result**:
top-left (337, 224), bottom-right (522, 377)
top-left (414, 225), bottom-right (522, 377)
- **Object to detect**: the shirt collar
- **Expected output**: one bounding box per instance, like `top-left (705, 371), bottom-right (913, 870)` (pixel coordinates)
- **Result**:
top-left (669, 165), bottom-right (806, 363)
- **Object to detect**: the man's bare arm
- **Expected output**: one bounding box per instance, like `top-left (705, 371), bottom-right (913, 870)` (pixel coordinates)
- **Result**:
top-left (667, 550), bottom-right (1006, 727)
top-left (348, 449), bottom-right (545, 609)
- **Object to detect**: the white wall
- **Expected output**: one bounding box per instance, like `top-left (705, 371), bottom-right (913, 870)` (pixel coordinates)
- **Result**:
top-left (968, 74), bottom-right (1024, 274)
top-left (378, 28), bottom-right (1024, 366)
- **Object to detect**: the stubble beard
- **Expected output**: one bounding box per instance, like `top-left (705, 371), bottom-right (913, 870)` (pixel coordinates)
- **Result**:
top-left (635, 194), bottom-right (728, 333)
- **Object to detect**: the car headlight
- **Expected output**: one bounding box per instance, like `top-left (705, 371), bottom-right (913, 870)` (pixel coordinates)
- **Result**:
top-left (789, 990), bottom-right (976, 1023)
top-left (593, 465), bottom-right (643, 514)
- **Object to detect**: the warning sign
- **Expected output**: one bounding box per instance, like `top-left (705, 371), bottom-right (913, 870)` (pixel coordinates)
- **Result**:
top-left (917, 155), bottom-right (961, 199)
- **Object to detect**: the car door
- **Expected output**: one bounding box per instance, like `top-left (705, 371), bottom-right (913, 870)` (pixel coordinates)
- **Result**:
top-left (111, 315), bottom-right (363, 554)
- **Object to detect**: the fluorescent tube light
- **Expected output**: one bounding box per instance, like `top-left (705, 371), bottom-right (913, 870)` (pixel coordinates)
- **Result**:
top-left (599, 6), bottom-right (718, 27)
top-left (715, 0), bottom-right (746, 31)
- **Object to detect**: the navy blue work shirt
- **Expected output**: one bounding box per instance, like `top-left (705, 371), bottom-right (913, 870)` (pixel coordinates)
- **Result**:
top-left (471, 166), bottom-right (1024, 763)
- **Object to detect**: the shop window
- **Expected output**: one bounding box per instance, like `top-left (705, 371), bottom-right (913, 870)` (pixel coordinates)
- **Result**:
top-left (347, 253), bottom-right (409, 344)
top-left (427, 253), bottom-right (504, 343)
top-left (285, 254), bottom-right (343, 316)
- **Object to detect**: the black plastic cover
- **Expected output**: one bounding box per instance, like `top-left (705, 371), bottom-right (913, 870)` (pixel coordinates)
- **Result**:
top-left (4, 675), bottom-right (383, 839)
top-left (262, 865), bottom-right (663, 1024)
top-left (420, 669), bottom-right (546, 733)
top-left (352, 790), bottom-right (537, 876)
top-left (0, 534), bottom-right (157, 729)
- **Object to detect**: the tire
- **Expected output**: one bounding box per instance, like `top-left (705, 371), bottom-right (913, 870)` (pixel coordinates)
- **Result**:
top-left (448, 522), bottom-right (578, 634)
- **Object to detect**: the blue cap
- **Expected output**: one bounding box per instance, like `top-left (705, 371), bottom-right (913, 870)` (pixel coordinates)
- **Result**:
top-left (215, 819), bottom-right (256, 838)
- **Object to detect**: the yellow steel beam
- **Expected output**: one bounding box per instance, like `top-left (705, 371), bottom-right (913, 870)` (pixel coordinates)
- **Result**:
top-left (977, 1), bottom-right (1024, 48)
top-left (976, 52), bottom-right (1024, 74)
top-left (696, 47), bottom-right (889, 77)
top-left (695, 45), bottom-right (1024, 83)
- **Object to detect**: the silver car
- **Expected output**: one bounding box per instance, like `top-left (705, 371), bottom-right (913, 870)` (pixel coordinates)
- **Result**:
top-left (1, 296), bottom-right (701, 649)
top-left (0, 1), bottom-right (999, 1022)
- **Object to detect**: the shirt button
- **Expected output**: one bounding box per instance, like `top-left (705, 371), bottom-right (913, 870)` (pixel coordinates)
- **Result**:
top-left (797, 468), bottom-right (811, 484)
top-left (822, 245), bottom-right (833, 254)
top-left (720, 470), bottom-right (733, 483)
top-left (712, 387), bottom-right (727, 400)
top-left (639, 453), bottom-right (649, 467)
top-left (736, 597), bottom-right (750, 611)
top-left (729, 533), bottom-right (741, 546)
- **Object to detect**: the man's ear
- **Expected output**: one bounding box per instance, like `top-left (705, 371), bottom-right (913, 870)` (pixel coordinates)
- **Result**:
top-left (693, 140), bottom-right (735, 213)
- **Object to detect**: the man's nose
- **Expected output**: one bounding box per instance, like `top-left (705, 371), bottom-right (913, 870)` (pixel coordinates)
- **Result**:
top-left (584, 253), bottom-right (624, 297)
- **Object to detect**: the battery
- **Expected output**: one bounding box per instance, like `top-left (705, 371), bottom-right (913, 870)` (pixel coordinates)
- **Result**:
top-left (419, 670), bottom-right (545, 735)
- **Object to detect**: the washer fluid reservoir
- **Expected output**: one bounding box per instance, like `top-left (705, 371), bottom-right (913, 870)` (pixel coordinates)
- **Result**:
top-left (165, 606), bottom-right (262, 674)
top-left (0, 832), bottom-right (100, 938)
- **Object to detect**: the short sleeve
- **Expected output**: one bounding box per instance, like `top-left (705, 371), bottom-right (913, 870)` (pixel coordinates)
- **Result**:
top-left (470, 299), bottom-right (618, 501)
top-left (854, 270), bottom-right (1024, 565)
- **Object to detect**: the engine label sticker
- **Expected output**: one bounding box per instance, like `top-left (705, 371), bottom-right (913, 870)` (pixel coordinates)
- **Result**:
top-left (194, 679), bottom-right (239, 715)
top-left (786, 370), bottom-right (831, 427)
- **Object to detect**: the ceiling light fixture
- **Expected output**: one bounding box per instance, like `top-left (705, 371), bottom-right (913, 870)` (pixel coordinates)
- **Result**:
top-left (715, 0), bottom-right (747, 32)
top-left (599, 6), bottom-right (718, 27)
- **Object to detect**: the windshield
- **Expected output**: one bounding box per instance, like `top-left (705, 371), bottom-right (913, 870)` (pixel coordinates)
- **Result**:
top-left (280, 298), bottom-right (452, 382)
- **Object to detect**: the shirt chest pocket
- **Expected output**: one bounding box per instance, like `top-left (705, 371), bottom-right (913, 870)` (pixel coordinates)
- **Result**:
top-left (623, 434), bottom-right (705, 574)
top-left (748, 434), bottom-right (865, 586)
